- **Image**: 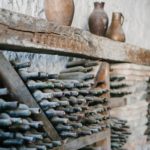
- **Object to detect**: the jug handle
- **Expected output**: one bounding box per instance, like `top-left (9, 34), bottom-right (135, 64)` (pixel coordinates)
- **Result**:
top-left (121, 13), bottom-right (124, 25)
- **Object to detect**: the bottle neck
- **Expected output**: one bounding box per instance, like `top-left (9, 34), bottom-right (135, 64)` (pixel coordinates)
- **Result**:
top-left (111, 13), bottom-right (122, 25)
top-left (94, 2), bottom-right (104, 9)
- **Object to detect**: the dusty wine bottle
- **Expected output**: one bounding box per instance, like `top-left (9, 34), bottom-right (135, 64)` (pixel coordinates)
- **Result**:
top-left (15, 133), bottom-right (36, 143)
top-left (69, 122), bottom-right (83, 128)
top-left (51, 117), bottom-right (68, 124)
top-left (3, 139), bottom-right (24, 146)
top-left (0, 99), bottom-right (19, 110)
top-left (46, 109), bottom-right (65, 118)
top-left (18, 104), bottom-right (41, 115)
top-left (40, 100), bottom-right (60, 109)
top-left (0, 130), bottom-right (14, 139)
top-left (0, 119), bottom-right (12, 126)
top-left (11, 61), bottom-right (31, 69)
top-left (33, 90), bottom-right (53, 102)
top-left (59, 72), bottom-right (94, 81)
top-left (19, 70), bottom-right (48, 81)
top-left (8, 109), bottom-right (31, 117)
top-left (27, 80), bottom-right (54, 90)
top-left (61, 66), bottom-right (93, 73)
top-left (0, 88), bottom-right (9, 96)
top-left (56, 124), bottom-right (73, 131)
top-left (60, 131), bottom-right (77, 138)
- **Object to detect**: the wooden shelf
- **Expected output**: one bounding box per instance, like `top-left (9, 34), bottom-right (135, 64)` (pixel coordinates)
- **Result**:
top-left (0, 8), bottom-right (150, 65)
top-left (110, 98), bottom-right (127, 108)
top-left (53, 129), bottom-right (110, 150)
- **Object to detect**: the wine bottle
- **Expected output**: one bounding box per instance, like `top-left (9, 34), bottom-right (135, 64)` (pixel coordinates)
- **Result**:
top-left (33, 90), bottom-right (53, 102)
top-left (27, 80), bottom-right (54, 90)
top-left (51, 117), bottom-right (68, 124)
top-left (11, 61), bottom-right (31, 69)
top-left (60, 131), bottom-right (77, 138)
top-left (46, 109), bottom-right (65, 118)
top-left (0, 99), bottom-right (19, 110)
top-left (0, 88), bottom-right (9, 96)
top-left (19, 70), bottom-right (48, 81)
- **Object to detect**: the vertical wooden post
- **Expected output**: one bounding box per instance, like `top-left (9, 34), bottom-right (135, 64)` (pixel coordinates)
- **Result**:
top-left (93, 62), bottom-right (111, 150)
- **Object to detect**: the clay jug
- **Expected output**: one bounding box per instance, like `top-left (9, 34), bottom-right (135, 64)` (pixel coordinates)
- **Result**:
top-left (44, 0), bottom-right (74, 26)
top-left (88, 2), bottom-right (108, 36)
top-left (106, 12), bottom-right (125, 42)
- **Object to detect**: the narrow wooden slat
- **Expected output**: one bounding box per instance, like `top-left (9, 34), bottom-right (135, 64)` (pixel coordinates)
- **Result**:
top-left (53, 130), bottom-right (110, 150)
top-left (0, 52), bottom-right (60, 140)
top-left (111, 63), bottom-right (150, 71)
top-left (110, 98), bottom-right (127, 108)
top-left (94, 62), bottom-right (111, 150)
top-left (0, 9), bottom-right (150, 65)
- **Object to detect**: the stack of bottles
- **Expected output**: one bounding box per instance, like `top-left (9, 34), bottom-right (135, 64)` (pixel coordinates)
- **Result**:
top-left (11, 59), bottom-right (110, 140)
top-left (110, 63), bottom-right (149, 149)
top-left (0, 87), bottom-right (61, 150)
top-left (111, 117), bottom-right (131, 150)
top-left (145, 80), bottom-right (150, 141)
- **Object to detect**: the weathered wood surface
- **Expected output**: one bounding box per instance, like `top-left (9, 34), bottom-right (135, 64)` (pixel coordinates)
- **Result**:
top-left (0, 9), bottom-right (150, 65)
top-left (110, 98), bottom-right (127, 108)
top-left (0, 52), bottom-right (60, 140)
top-left (53, 129), bottom-right (110, 150)
top-left (111, 63), bottom-right (150, 71)
top-left (93, 62), bottom-right (111, 150)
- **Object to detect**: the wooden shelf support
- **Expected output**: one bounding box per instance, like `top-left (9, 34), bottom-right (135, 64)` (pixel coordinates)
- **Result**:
top-left (53, 129), bottom-right (110, 150)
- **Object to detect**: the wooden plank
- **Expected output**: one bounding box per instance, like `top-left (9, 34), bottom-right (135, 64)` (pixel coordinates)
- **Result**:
top-left (111, 63), bottom-right (150, 71)
top-left (94, 62), bottom-right (110, 90)
top-left (0, 52), bottom-right (60, 140)
top-left (0, 9), bottom-right (150, 65)
top-left (111, 69), bottom-right (150, 77)
top-left (110, 98), bottom-right (127, 108)
top-left (93, 62), bottom-right (111, 150)
top-left (53, 130), bottom-right (110, 150)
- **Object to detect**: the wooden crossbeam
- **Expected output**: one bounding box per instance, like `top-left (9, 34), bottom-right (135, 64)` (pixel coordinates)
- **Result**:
top-left (52, 129), bottom-right (110, 150)
top-left (0, 52), bottom-right (60, 140)
top-left (110, 98), bottom-right (127, 108)
top-left (0, 9), bottom-right (150, 65)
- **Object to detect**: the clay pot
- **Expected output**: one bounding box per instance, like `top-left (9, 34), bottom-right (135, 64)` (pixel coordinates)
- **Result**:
top-left (44, 0), bottom-right (74, 26)
top-left (106, 12), bottom-right (126, 42)
top-left (88, 2), bottom-right (108, 36)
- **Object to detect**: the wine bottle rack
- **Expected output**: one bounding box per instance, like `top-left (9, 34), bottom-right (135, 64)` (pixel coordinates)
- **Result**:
top-left (0, 52), bottom-right (111, 150)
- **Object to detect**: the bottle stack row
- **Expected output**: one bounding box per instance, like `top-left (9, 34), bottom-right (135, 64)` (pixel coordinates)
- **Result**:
top-left (145, 80), bottom-right (150, 141)
top-left (0, 87), bottom-right (61, 150)
top-left (110, 63), bottom-right (150, 150)
top-left (11, 59), bottom-right (110, 140)
top-left (111, 117), bottom-right (131, 150)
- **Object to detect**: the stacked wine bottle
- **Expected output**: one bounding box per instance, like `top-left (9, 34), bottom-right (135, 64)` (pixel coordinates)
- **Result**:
top-left (111, 117), bottom-right (131, 150)
top-left (11, 59), bottom-right (110, 140)
top-left (0, 87), bottom-right (61, 150)
top-left (145, 80), bottom-right (150, 141)
top-left (110, 63), bottom-right (150, 148)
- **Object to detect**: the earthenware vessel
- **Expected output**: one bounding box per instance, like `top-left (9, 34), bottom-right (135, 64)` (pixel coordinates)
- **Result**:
top-left (106, 12), bottom-right (125, 42)
top-left (88, 2), bottom-right (108, 36)
top-left (45, 0), bottom-right (74, 26)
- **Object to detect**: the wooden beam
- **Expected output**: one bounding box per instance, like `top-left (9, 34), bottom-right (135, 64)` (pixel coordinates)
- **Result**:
top-left (0, 52), bottom-right (60, 140)
top-left (53, 130), bottom-right (110, 150)
top-left (0, 9), bottom-right (150, 65)
top-left (93, 62), bottom-right (111, 150)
